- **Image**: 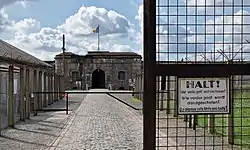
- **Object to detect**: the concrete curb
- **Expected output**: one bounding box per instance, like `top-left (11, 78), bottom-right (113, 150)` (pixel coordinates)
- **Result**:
top-left (106, 93), bottom-right (142, 110)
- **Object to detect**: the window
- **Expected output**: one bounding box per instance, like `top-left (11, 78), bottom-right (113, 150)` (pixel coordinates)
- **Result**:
top-left (118, 71), bottom-right (125, 80)
top-left (86, 74), bottom-right (91, 81)
top-left (72, 71), bottom-right (79, 80)
top-left (107, 75), bottom-right (111, 81)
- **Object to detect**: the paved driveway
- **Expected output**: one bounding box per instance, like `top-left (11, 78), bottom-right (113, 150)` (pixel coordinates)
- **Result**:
top-left (49, 89), bottom-right (143, 150)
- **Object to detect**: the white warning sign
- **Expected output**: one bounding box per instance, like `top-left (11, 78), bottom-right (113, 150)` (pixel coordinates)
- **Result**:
top-left (178, 77), bottom-right (229, 114)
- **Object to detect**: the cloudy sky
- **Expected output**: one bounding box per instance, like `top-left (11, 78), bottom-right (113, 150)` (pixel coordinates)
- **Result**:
top-left (0, 0), bottom-right (143, 61)
top-left (0, 0), bottom-right (250, 61)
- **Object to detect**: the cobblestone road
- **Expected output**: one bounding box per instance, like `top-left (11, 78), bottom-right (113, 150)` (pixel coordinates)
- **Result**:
top-left (48, 89), bottom-right (143, 150)
top-left (0, 93), bottom-right (86, 150)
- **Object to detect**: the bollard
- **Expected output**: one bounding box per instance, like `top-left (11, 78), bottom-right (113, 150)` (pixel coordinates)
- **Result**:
top-left (66, 93), bottom-right (69, 114)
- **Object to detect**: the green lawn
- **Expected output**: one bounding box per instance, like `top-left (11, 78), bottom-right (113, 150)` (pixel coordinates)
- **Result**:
top-left (131, 97), bottom-right (142, 105)
top-left (233, 92), bottom-right (250, 146)
top-left (197, 91), bottom-right (250, 147)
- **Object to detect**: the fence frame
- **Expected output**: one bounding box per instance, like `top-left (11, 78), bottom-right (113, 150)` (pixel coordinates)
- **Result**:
top-left (143, 0), bottom-right (250, 149)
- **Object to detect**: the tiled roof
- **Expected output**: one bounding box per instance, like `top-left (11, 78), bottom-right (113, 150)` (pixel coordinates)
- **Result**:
top-left (0, 39), bottom-right (52, 68)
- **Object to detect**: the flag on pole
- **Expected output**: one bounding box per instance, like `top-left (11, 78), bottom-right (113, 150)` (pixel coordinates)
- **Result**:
top-left (93, 25), bottom-right (99, 33)
top-left (93, 24), bottom-right (100, 50)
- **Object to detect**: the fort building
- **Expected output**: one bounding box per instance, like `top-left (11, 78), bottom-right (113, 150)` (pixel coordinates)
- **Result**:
top-left (54, 51), bottom-right (142, 90)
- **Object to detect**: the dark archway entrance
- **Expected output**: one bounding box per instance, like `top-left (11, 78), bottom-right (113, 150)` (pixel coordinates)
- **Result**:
top-left (92, 69), bottom-right (105, 88)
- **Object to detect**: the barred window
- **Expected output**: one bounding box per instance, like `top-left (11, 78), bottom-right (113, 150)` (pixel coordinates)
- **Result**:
top-left (118, 71), bottom-right (125, 80)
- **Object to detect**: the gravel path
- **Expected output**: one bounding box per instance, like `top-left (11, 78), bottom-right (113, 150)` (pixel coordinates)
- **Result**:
top-left (48, 89), bottom-right (143, 150)
top-left (0, 93), bottom-right (86, 150)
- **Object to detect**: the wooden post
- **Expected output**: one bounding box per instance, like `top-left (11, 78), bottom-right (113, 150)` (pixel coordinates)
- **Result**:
top-left (50, 73), bottom-right (53, 103)
top-left (38, 71), bottom-right (42, 109)
top-left (56, 74), bottom-right (58, 101)
top-left (135, 75), bottom-right (138, 99)
top-left (25, 68), bottom-right (30, 119)
top-left (8, 65), bottom-right (14, 127)
top-left (166, 76), bottom-right (170, 114)
top-left (53, 73), bottom-right (56, 101)
top-left (138, 75), bottom-right (141, 100)
top-left (20, 67), bottom-right (25, 121)
top-left (156, 76), bottom-right (159, 110)
top-left (54, 74), bottom-right (58, 101)
top-left (173, 76), bottom-right (178, 117)
top-left (43, 72), bottom-right (47, 107)
top-left (208, 115), bottom-right (215, 133)
top-left (48, 73), bottom-right (51, 105)
top-left (160, 76), bottom-right (166, 111)
top-left (33, 70), bottom-right (38, 116)
top-left (137, 75), bottom-right (140, 99)
top-left (51, 73), bottom-right (55, 104)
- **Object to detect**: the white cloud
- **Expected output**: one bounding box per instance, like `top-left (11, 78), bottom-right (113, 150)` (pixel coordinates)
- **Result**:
top-left (135, 4), bottom-right (143, 44)
top-left (0, 10), bottom-right (9, 32)
top-left (135, 4), bottom-right (169, 44)
top-left (0, 0), bottom-right (35, 9)
top-left (136, 4), bottom-right (197, 61)
top-left (206, 10), bottom-right (250, 38)
top-left (185, 0), bottom-right (250, 7)
top-left (0, 5), bottom-right (139, 61)
top-left (111, 44), bottom-right (135, 52)
top-left (185, 0), bottom-right (250, 15)
top-left (58, 6), bottom-right (134, 37)
top-left (134, 1), bottom-right (250, 62)
top-left (6, 18), bottom-right (40, 34)
top-left (202, 10), bottom-right (250, 61)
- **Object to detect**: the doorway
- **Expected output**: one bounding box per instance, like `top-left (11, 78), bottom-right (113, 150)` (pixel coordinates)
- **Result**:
top-left (91, 69), bottom-right (105, 88)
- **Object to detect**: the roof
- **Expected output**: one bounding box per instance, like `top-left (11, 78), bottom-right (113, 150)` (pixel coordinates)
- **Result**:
top-left (84, 51), bottom-right (142, 59)
top-left (44, 61), bottom-right (55, 65)
top-left (55, 52), bottom-right (78, 57)
top-left (54, 52), bottom-right (80, 59)
top-left (86, 51), bottom-right (141, 57)
top-left (55, 51), bottom-right (142, 59)
top-left (44, 60), bottom-right (55, 63)
top-left (0, 39), bottom-right (52, 68)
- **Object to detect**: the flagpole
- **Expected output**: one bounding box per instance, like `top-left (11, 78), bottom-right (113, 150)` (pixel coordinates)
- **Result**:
top-left (97, 24), bottom-right (100, 51)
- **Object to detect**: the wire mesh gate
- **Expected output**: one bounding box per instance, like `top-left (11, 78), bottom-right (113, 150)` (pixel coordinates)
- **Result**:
top-left (143, 0), bottom-right (250, 149)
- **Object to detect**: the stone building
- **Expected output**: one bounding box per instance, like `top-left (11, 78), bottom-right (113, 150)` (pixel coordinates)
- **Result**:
top-left (54, 51), bottom-right (142, 90)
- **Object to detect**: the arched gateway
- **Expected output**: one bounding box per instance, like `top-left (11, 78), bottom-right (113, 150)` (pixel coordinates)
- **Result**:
top-left (91, 69), bottom-right (105, 88)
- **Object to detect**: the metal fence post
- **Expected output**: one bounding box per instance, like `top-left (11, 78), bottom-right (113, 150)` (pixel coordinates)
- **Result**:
top-left (143, 0), bottom-right (156, 149)
top-left (66, 93), bottom-right (69, 115)
top-left (228, 75), bottom-right (234, 144)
